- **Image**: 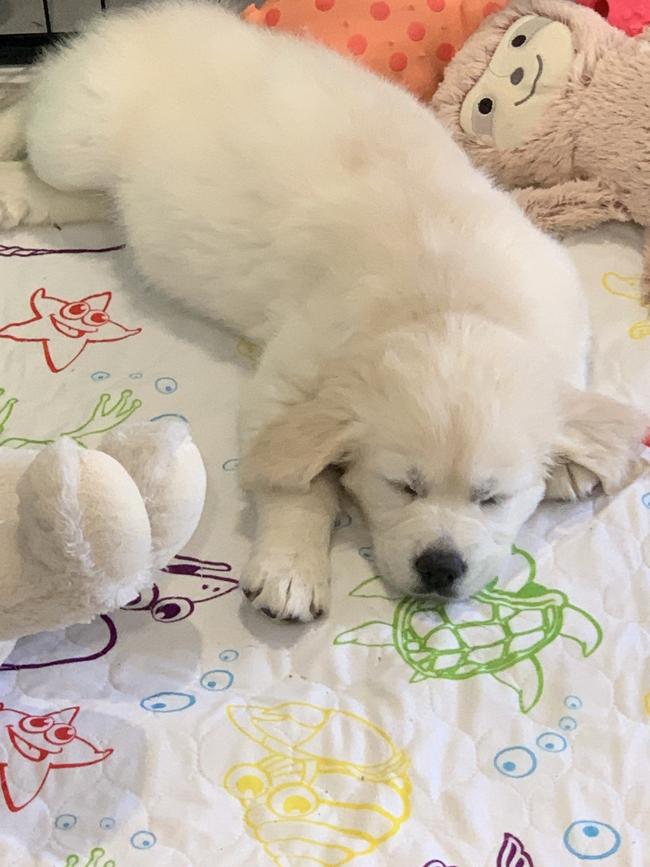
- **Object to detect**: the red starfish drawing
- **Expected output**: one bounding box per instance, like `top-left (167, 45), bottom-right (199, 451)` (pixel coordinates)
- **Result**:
top-left (0, 702), bottom-right (113, 812)
top-left (0, 288), bottom-right (141, 372)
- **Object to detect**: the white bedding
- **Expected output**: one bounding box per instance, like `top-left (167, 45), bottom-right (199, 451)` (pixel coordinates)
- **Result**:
top-left (0, 221), bottom-right (648, 867)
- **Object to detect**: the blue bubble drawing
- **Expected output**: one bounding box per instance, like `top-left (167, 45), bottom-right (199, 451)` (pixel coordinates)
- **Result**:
top-left (155, 376), bottom-right (178, 394)
top-left (536, 731), bottom-right (568, 753)
top-left (91, 371), bottom-right (110, 382)
top-left (219, 649), bottom-right (239, 662)
top-left (200, 669), bottom-right (234, 691)
top-left (140, 691), bottom-right (196, 713)
top-left (150, 412), bottom-right (188, 423)
top-left (564, 821), bottom-right (621, 860)
top-left (565, 695), bottom-right (583, 710)
top-left (333, 511), bottom-right (352, 530)
top-left (642, 492), bottom-right (650, 508)
top-left (559, 716), bottom-right (578, 732)
top-left (359, 546), bottom-right (374, 561)
top-left (222, 458), bottom-right (240, 471)
top-left (493, 746), bottom-right (537, 778)
top-left (131, 830), bottom-right (157, 850)
top-left (55, 814), bottom-right (77, 830)
top-left (129, 372), bottom-right (143, 380)
top-left (100, 817), bottom-right (116, 831)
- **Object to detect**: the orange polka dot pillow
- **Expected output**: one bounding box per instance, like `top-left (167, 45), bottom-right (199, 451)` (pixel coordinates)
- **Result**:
top-left (242, 0), bottom-right (505, 101)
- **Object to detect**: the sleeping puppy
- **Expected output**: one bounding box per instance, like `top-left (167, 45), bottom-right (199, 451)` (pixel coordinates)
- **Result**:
top-left (0, 1), bottom-right (645, 621)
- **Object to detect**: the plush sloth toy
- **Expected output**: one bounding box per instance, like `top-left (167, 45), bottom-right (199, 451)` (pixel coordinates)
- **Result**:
top-left (432, 0), bottom-right (650, 304)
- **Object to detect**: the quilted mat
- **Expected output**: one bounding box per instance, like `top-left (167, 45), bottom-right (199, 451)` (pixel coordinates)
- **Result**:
top-left (0, 220), bottom-right (648, 867)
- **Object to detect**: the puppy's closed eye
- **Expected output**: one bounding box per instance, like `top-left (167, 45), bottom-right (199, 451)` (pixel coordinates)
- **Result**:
top-left (471, 484), bottom-right (508, 508)
top-left (478, 494), bottom-right (506, 508)
top-left (388, 479), bottom-right (420, 499)
top-left (387, 473), bottom-right (428, 499)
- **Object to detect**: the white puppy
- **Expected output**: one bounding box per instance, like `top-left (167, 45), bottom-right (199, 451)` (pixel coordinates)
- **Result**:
top-left (0, 1), bottom-right (645, 621)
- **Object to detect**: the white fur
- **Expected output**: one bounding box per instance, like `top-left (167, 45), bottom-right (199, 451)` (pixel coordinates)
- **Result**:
top-left (0, 420), bottom-right (206, 660)
top-left (0, 1), bottom-right (645, 621)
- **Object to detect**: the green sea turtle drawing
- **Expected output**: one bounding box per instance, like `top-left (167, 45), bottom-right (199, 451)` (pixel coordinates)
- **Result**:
top-left (0, 386), bottom-right (141, 449)
top-left (335, 547), bottom-right (603, 712)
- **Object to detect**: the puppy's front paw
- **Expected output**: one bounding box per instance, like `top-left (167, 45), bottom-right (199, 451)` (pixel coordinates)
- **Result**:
top-left (241, 552), bottom-right (330, 622)
top-left (545, 461), bottom-right (601, 502)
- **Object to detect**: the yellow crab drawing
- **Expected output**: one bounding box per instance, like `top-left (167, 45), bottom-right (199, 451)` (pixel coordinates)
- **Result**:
top-left (224, 702), bottom-right (411, 866)
top-left (602, 272), bottom-right (650, 340)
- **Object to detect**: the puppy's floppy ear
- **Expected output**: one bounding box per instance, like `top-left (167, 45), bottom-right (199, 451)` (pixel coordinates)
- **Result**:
top-left (552, 387), bottom-right (648, 493)
top-left (240, 395), bottom-right (355, 492)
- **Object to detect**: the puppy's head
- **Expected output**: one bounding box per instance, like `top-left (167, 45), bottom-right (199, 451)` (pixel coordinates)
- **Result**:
top-left (242, 316), bottom-right (646, 600)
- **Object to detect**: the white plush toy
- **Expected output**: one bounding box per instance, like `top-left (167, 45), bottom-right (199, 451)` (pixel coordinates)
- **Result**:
top-left (0, 419), bottom-right (207, 664)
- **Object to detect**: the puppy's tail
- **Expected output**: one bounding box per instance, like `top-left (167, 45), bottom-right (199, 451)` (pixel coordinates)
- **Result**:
top-left (0, 97), bottom-right (26, 160)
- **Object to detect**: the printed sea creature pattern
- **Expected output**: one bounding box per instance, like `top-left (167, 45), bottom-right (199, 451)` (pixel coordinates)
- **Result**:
top-left (64, 849), bottom-right (116, 867)
top-left (0, 288), bottom-right (141, 372)
top-left (0, 386), bottom-right (141, 448)
top-left (423, 832), bottom-right (535, 867)
top-left (497, 832), bottom-right (534, 867)
top-left (601, 272), bottom-right (650, 339)
top-left (0, 243), bottom-right (124, 258)
top-left (0, 703), bottom-right (112, 812)
top-left (335, 547), bottom-right (603, 712)
top-left (121, 557), bottom-right (238, 623)
top-left (0, 227), bottom-right (646, 864)
top-left (224, 702), bottom-right (411, 865)
top-left (0, 555), bottom-right (235, 672)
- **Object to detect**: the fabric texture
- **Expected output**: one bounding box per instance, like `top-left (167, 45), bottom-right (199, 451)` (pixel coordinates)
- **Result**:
top-left (0, 221), bottom-right (648, 864)
top-left (242, 0), bottom-right (506, 101)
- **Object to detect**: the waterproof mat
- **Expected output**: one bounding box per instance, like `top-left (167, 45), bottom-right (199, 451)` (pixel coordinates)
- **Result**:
top-left (0, 222), bottom-right (648, 867)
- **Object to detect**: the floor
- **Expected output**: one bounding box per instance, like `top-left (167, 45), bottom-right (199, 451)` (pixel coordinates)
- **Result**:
top-left (0, 0), bottom-right (252, 35)
top-left (1, 1), bottom-right (133, 34)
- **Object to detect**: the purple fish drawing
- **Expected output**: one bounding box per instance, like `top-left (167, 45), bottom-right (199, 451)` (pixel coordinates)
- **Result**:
top-left (422, 832), bottom-right (533, 867)
top-left (0, 556), bottom-right (236, 670)
top-left (122, 556), bottom-right (238, 623)
top-left (0, 243), bottom-right (124, 257)
top-left (497, 833), bottom-right (534, 867)
top-left (0, 615), bottom-right (117, 672)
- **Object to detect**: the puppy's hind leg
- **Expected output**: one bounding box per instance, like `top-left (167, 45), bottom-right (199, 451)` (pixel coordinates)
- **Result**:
top-left (242, 471), bottom-right (339, 622)
top-left (0, 99), bottom-right (27, 160)
top-left (0, 99), bottom-right (108, 228)
top-left (0, 160), bottom-right (110, 229)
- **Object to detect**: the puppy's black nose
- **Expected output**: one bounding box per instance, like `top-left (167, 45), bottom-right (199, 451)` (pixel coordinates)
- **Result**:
top-left (414, 547), bottom-right (466, 596)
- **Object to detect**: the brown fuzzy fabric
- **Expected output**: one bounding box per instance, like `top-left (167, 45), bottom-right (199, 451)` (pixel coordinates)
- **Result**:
top-left (431, 0), bottom-right (650, 304)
